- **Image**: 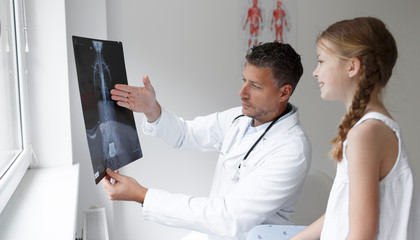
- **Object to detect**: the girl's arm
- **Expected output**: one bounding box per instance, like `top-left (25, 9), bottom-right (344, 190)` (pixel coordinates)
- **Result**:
top-left (345, 120), bottom-right (390, 240)
top-left (289, 214), bottom-right (325, 240)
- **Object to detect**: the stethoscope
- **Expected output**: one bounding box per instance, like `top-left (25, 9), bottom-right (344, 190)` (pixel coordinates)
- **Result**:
top-left (230, 103), bottom-right (292, 181)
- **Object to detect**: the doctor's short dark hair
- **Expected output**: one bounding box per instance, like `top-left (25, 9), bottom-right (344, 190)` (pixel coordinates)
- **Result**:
top-left (245, 41), bottom-right (303, 94)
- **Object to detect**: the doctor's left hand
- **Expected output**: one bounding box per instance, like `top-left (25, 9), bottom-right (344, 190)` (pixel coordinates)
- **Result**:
top-left (101, 168), bottom-right (148, 204)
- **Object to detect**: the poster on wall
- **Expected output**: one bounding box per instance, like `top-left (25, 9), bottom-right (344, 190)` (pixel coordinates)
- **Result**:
top-left (72, 36), bottom-right (143, 184)
top-left (239, 0), bottom-right (297, 58)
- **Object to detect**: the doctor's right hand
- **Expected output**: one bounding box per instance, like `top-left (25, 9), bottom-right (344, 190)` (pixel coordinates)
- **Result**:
top-left (101, 168), bottom-right (148, 204)
top-left (110, 75), bottom-right (162, 122)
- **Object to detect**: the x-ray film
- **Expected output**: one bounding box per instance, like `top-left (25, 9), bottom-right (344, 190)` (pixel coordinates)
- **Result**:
top-left (73, 36), bottom-right (142, 184)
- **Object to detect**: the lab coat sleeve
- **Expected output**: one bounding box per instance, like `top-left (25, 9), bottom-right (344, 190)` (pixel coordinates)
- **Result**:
top-left (142, 131), bottom-right (311, 237)
top-left (142, 108), bottom-right (240, 152)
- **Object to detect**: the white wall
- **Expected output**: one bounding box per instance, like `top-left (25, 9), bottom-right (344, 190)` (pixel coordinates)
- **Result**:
top-left (71, 0), bottom-right (420, 239)
top-left (27, 0), bottom-right (72, 168)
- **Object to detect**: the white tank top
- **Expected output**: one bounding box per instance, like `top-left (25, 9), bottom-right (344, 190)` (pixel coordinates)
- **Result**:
top-left (321, 112), bottom-right (420, 239)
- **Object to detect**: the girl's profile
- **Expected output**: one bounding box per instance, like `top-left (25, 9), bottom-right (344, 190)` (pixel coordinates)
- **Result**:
top-left (291, 16), bottom-right (420, 240)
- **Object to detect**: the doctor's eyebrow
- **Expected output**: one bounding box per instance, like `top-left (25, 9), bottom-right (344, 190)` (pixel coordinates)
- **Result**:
top-left (242, 76), bottom-right (257, 84)
top-left (242, 76), bottom-right (263, 88)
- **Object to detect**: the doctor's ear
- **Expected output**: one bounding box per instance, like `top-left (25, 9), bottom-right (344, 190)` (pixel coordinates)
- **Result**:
top-left (279, 84), bottom-right (292, 101)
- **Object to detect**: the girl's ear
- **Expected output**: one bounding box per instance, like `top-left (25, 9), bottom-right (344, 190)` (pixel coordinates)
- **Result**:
top-left (348, 57), bottom-right (361, 78)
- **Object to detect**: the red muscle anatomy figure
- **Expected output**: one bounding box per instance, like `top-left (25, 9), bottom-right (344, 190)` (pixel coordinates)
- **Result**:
top-left (270, 0), bottom-right (288, 43)
top-left (243, 0), bottom-right (263, 47)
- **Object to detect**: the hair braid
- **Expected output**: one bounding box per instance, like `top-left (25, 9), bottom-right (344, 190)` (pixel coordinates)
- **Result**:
top-left (330, 54), bottom-right (379, 161)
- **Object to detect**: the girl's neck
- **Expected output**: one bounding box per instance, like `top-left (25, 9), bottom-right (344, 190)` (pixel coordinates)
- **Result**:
top-left (364, 99), bottom-right (392, 119)
top-left (347, 85), bottom-right (392, 119)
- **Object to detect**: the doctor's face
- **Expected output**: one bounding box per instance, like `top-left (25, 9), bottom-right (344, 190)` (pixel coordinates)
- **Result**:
top-left (239, 63), bottom-right (285, 127)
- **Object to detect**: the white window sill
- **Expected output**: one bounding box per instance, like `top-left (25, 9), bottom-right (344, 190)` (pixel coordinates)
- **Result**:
top-left (0, 164), bottom-right (79, 240)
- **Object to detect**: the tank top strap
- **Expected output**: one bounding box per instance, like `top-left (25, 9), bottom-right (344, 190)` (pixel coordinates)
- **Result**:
top-left (354, 112), bottom-right (400, 134)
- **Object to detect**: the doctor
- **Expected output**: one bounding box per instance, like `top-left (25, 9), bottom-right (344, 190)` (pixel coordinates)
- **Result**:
top-left (101, 41), bottom-right (312, 240)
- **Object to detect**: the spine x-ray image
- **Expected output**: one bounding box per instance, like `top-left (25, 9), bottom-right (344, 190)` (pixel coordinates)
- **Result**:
top-left (73, 36), bottom-right (142, 184)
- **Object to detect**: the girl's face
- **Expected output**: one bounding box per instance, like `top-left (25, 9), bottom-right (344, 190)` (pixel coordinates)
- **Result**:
top-left (313, 42), bottom-right (357, 105)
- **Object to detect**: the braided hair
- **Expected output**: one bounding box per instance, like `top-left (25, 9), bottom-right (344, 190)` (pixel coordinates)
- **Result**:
top-left (317, 17), bottom-right (398, 161)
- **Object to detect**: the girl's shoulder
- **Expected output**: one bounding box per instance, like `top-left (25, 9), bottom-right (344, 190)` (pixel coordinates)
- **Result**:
top-left (346, 112), bottom-right (398, 166)
top-left (346, 112), bottom-right (400, 179)
top-left (346, 119), bottom-right (388, 160)
top-left (349, 117), bottom-right (385, 140)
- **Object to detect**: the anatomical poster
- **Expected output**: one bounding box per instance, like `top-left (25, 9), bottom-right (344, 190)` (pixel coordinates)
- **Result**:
top-left (73, 36), bottom-right (142, 184)
top-left (239, 0), bottom-right (297, 55)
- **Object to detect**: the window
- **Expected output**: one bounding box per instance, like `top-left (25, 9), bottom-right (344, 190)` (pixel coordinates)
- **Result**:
top-left (0, 0), bottom-right (21, 178)
top-left (0, 0), bottom-right (32, 214)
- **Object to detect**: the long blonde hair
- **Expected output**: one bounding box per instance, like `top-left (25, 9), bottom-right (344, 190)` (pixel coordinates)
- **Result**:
top-left (317, 17), bottom-right (398, 161)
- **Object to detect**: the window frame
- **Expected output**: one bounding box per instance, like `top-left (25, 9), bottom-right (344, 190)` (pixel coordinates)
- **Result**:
top-left (0, 0), bottom-right (32, 214)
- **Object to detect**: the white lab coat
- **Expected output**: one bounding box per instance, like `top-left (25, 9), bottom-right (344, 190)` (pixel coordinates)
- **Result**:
top-left (142, 105), bottom-right (311, 240)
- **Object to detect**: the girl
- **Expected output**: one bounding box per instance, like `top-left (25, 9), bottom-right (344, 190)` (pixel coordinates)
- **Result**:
top-left (291, 17), bottom-right (420, 239)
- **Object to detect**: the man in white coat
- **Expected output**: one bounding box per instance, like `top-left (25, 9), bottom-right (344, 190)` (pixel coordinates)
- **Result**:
top-left (101, 41), bottom-right (312, 240)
